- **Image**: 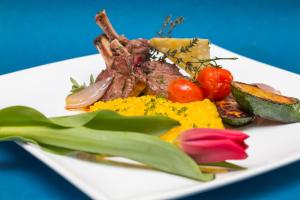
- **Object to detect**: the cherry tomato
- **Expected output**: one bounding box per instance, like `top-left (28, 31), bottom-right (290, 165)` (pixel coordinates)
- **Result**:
top-left (168, 78), bottom-right (204, 103)
top-left (196, 66), bottom-right (233, 101)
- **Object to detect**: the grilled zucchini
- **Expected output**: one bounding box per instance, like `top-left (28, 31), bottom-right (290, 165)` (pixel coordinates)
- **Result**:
top-left (215, 94), bottom-right (254, 126)
top-left (231, 81), bottom-right (300, 123)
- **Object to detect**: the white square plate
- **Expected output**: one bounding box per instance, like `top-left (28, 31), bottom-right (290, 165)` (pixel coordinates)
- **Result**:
top-left (1, 44), bottom-right (300, 200)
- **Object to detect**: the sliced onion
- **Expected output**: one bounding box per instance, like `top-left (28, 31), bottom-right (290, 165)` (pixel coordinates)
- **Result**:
top-left (65, 77), bottom-right (113, 109)
top-left (252, 83), bottom-right (281, 94)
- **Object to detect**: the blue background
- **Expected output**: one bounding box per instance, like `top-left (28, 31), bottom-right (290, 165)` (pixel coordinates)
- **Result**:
top-left (1, 0), bottom-right (300, 199)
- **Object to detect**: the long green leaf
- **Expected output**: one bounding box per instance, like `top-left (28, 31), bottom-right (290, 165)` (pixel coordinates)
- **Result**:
top-left (0, 106), bottom-right (179, 135)
top-left (201, 161), bottom-right (246, 170)
top-left (0, 106), bottom-right (53, 126)
top-left (0, 126), bottom-right (214, 181)
top-left (52, 110), bottom-right (179, 135)
top-left (40, 144), bottom-right (77, 155)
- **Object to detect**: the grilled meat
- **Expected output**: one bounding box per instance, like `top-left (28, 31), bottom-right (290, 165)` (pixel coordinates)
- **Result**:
top-left (67, 10), bottom-right (187, 108)
top-left (95, 10), bottom-right (128, 44)
top-left (141, 61), bottom-right (183, 97)
top-left (93, 10), bottom-right (183, 101)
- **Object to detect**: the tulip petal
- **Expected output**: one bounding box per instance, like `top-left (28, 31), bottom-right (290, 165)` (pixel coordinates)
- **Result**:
top-left (182, 139), bottom-right (248, 163)
top-left (179, 128), bottom-right (249, 163)
top-left (180, 128), bottom-right (248, 143)
top-left (180, 128), bottom-right (249, 149)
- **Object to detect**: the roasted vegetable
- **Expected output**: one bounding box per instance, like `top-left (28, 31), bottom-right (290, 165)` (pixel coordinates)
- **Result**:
top-left (197, 66), bottom-right (233, 101)
top-left (168, 78), bottom-right (204, 103)
top-left (231, 81), bottom-right (300, 122)
top-left (215, 94), bottom-right (254, 126)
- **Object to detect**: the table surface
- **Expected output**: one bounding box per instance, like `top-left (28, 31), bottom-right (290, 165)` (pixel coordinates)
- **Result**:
top-left (1, 0), bottom-right (300, 199)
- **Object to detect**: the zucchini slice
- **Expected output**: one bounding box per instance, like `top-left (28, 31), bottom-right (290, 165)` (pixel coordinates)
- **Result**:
top-left (215, 94), bottom-right (254, 126)
top-left (231, 81), bottom-right (300, 122)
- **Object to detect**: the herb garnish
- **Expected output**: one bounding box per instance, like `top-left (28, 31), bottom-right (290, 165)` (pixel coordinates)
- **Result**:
top-left (157, 15), bottom-right (184, 38)
top-left (180, 56), bottom-right (238, 79)
top-left (151, 16), bottom-right (238, 79)
top-left (149, 38), bottom-right (198, 62)
top-left (150, 42), bottom-right (237, 79)
top-left (177, 106), bottom-right (188, 115)
top-left (70, 74), bottom-right (95, 94)
top-left (158, 38), bottom-right (200, 63)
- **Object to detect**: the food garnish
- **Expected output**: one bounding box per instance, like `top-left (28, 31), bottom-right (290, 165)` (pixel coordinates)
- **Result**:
top-left (231, 81), bottom-right (300, 122)
top-left (168, 78), bottom-right (204, 103)
top-left (150, 38), bottom-right (237, 79)
top-left (156, 15), bottom-right (184, 38)
top-left (70, 74), bottom-right (96, 94)
top-left (150, 38), bottom-right (210, 76)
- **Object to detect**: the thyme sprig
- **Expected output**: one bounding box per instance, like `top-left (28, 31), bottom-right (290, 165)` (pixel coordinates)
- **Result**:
top-left (150, 43), bottom-right (237, 79)
top-left (152, 15), bottom-right (238, 79)
top-left (184, 57), bottom-right (238, 79)
top-left (179, 38), bottom-right (199, 53)
top-left (157, 15), bottom-right (184, 38)
top-left (157, 16), bottom-right (171, 37)
top-left (150, 38), bottom-right (199, 62)
top-left (149, 47), bottom-right (163, 61)
top-left (188, 56), bottom-right (238, 66)
top-left (70, 74), bottom-right (95, 94)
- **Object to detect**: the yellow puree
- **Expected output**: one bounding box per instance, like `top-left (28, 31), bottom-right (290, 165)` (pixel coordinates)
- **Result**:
top-left (90, 96), bottom-right (224, 143)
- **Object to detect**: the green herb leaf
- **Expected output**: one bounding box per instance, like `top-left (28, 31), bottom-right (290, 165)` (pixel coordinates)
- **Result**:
top-left (156, 15), bottom-right (185, 38)
top-left (89, 74), bottom-right (95, 85)
top-left (70, 77), bottom-right (80, 87)
top-left (69, 75), bottom-right (96, 95)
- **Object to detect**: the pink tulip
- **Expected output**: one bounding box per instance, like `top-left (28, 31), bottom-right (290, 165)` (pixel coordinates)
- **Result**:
top-left (179, 128), bottom-right (249, 163)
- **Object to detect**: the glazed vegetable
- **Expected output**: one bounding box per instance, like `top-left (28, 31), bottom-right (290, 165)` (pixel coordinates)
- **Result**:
top-left (0, 106), bottom-right (214, 181)
top-left (197, 66), bottom-right (233, 101)
top-left (253, 83), bottom-right (281, 95)
top-left (215, 94), bottom-right (254, 126)
top-left (65, 77), bottom-right (113, 109)
top-left (168, 78), bottom-right (204, 103)
top-left (231, 81), bottom-right (300, 122)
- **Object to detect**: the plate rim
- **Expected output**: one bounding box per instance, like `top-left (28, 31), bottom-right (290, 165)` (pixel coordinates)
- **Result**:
top-left (1, 44), bottom-right (299, 200)
top-left (18, 142), bottom-right (300, 200)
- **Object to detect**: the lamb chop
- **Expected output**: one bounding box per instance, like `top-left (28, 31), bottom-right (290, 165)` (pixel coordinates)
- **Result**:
top-left (94, 10), bottom-right (149, 101)
top-left (66, 10), bottom-right (184, 109)
top-left (94, 10), bottom-right (183, 99)
top-left (141, 61), bottom-right (182, 97)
